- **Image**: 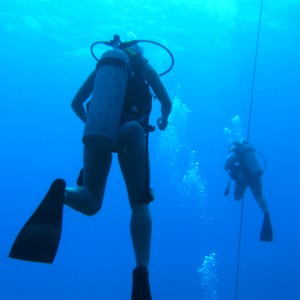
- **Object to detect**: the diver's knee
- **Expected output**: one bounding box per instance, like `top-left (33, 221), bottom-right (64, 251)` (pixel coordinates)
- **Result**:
top-left (64, 187), bottom-right (103, 216)
top-left (83, 187), bottom-right (104, 215)
top-left (85, 200), bottom-right (103, 216)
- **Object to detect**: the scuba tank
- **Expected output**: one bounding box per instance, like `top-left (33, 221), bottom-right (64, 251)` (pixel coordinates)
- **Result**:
top-left (224, 141), bottom-right (265, 196)
top-left (82, 48), bottom-right (130, 151)
top-left (83, 34), bottom-right (174, 151)
top-left (239, 143), bottom-right (263, 178)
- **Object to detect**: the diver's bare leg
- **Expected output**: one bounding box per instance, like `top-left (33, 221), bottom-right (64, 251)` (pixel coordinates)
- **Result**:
top-left (64, 145), bottom-right (112, 216)
top-left (117, 121), bottom-right (152, 268)
top-left (249, 176), bottom-right (269, 213)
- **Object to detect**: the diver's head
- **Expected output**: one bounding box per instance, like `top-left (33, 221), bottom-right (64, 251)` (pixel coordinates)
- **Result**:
top-left (110, 34), bottom-right (122, 48)
top-left (229, 138), bottom-right (247, 151)
top-left (113, 34), bottom-right (121, 43)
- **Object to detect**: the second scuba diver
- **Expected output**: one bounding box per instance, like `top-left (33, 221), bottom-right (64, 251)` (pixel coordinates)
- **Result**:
top-left (224, 140), bottom-right (273, 242)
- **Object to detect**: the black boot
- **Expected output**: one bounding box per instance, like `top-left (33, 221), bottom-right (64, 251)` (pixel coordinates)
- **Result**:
top-left (131, 265), bottom-right (152, 300)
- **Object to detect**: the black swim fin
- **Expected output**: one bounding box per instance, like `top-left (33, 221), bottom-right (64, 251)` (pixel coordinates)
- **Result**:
top-left (131, 265), bottom-right (152, 300)
top-left (9, 179), bottom-right (66, 263)
top-left (260, 212), bottom-right (273, 242)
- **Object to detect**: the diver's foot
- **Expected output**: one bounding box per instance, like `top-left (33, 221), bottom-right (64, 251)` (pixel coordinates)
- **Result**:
top-left (131, 264), bottom-right (152, 300)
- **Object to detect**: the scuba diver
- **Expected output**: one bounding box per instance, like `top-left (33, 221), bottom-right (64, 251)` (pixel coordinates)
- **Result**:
top-left (224, 140), bottom-right (273, 242)
top-left (9, 34), bottom-right (174, 300)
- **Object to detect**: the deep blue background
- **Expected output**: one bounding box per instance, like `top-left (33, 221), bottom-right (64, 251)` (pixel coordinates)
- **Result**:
top-left (1, 1), bottom-right (299, 299)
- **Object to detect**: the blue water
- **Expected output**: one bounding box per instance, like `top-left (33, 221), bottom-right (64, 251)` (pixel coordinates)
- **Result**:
top-left (1, 0), bottom-right (299, 299)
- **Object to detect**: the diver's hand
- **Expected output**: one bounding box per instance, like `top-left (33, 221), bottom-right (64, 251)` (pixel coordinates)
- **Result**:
top-left (157, 117), bottom-right (168, 131)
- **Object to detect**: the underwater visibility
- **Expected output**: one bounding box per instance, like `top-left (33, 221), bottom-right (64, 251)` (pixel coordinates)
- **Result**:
top-left (1, 0), bottom-right (299, 299)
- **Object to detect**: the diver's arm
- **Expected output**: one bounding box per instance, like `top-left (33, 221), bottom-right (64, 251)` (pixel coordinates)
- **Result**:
top-left (146, 64), bottom-right (172, 130)
top-left (71, 70), bottom-right (96, 123)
